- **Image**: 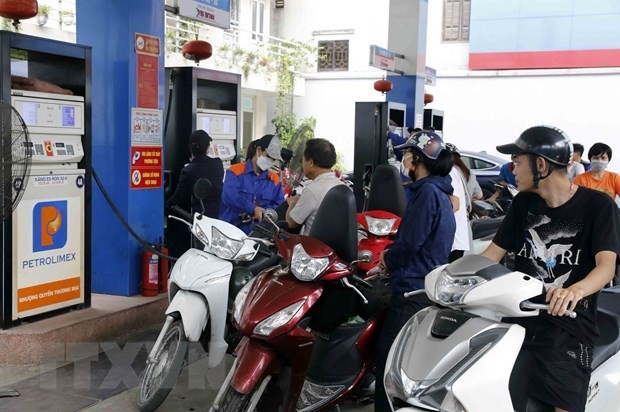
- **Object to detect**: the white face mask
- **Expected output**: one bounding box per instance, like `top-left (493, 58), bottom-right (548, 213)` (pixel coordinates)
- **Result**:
top-left (591, 159), bottom-right (608, 172)
top-left (257, 154), bottom-right (275, 171)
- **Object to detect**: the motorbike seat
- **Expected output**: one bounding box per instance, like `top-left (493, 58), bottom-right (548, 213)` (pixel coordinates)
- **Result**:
top-left (366, 164), bottom-right (406, 217)
top-left (592, 307), bottom-right (620, 370)
top-left (523, 397), bottom-right (553, 411)
top-left (471, 199), bottom-right (496, 217)
top-left (471, 216), bottom-right (505, 240)
top-left (309, 185), bottom-right (358, 263)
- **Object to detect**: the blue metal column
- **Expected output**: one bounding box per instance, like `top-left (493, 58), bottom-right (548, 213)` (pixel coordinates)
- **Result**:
top-left (386, 0), bottom-right (429, 128)
top-left (76, 0), bottom-right (165, 295)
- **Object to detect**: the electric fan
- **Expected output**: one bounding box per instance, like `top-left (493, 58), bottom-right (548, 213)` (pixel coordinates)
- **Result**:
top-left (0, 99), bottom-right (32, 222)
top-left (0, 100), bottom-right (32, 398)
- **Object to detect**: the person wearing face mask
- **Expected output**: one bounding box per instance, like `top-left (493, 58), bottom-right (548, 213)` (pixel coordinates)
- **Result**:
top-left (573, 142), bottom-right (620, 200)
top-left (219, 134), bottom-right (285, 234)
top-left (374, 131), bottom-right (456, 412)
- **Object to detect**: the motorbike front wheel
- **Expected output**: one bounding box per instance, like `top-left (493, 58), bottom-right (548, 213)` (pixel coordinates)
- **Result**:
top-left (136, 319), bottom-right (188, 412)
top-left (220, 387), bottom-right (252, 411)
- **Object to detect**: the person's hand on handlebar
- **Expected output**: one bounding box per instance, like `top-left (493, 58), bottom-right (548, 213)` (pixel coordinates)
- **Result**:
top-left (253, 206), bottom-right (265, 222)
top-left (379, 250), bottom-right (388, 271)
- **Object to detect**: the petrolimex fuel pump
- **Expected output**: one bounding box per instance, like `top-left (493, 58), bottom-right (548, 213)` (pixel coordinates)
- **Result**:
top-left (10, 90), bottom-right (86, 321)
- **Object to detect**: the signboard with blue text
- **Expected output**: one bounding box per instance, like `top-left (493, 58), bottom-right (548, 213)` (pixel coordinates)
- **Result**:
top-left (178, 0), bottom-right (231, 29)
top-left (369, 45), bottom-right (396, 72)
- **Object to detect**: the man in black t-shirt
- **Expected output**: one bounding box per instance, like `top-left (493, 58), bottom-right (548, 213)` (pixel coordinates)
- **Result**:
top-left (481, 125), bottom-right (620, 412)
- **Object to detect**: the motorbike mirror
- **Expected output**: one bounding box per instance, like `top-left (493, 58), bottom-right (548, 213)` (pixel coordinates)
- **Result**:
top-left (264, 208), bottom-right (278, 223)
top-left (506, 184), bottom-right (519, 197)
top-left (357, 250), bottom-right (373, 264)
top-left (193, 178), bottom-right (212, 215)
top-left (263, 208), bottom-right (280, 232)
top-left (194, 178), bottom-right (212, 200)
top-left (281, 148), bottom-right (294, 165)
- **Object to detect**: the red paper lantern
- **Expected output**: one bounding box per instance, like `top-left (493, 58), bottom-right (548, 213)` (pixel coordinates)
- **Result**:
top-left (374, 79), bottom-right (393, 94)
top-left (182, 40), bottom-right (213, 65)
top-left (0, 0), bottom-right (38, 28)
top-left (424, 93), bottom-right (434, 105)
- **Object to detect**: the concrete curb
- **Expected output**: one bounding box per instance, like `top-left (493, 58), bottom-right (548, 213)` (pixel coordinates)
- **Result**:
top-left (0, 294), bottom-right (167, 366)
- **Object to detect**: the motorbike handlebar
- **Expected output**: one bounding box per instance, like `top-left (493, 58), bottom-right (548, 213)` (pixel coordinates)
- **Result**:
top-left (520, 301), bottom-right (577, 318)
top-left (171, 205), bottom-right (193, 223)
top-left (351, 274), bottom-right (373, 289)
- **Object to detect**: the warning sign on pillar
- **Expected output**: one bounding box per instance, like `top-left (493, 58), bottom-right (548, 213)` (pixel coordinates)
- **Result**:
top-left (130, 146), bottom-right (162, 189)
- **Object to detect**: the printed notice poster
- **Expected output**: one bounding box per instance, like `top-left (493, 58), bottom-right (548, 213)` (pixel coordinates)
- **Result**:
top-left (135, 33), bottom-right (161, 109)
top-left (131, 108), bottom-right (163, 146)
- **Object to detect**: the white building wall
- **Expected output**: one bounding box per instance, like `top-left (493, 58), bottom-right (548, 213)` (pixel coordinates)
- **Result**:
top-left (426, 0), bottom-right (620, 168)
top-left (293, 76), bottom-right (388, 169)
top-left (430, 72), bottom-right (620, 168)
top-left (272, 0), bottom-right (393, 169)
top-left (426, 0), bottom-right (469, 70)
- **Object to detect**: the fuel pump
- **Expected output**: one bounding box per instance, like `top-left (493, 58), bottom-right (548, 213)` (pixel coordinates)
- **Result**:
top-left (10, 90), bottom-right (86, 321)
top-left (197, 108), bottom-right (237, 167)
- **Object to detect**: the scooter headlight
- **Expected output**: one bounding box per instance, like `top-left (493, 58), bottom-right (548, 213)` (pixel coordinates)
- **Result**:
top-left (253, 300), bottom-right (305, 337)
top-left (385, 309), bottom-right (506, 412)
top-left (384, 309), bottom-right (435, 408)
top-left (211, 226), bottom-right (244, 259)
top-left (364, 216), bottom-right (396, 236)
top-left (434, 272), bottom-right (486, 305)
top-left (232, 276), bottom-right (258, 325)
top-left (291, 244), bottom-right (329, 282)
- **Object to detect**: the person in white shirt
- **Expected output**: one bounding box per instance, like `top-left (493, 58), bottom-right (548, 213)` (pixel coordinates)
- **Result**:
top-left (567, 160), bottom-right (585, 180)
top-left (286, 138), bottom-right (344, 235)
top-left (446, 143), bottom-right (473, 262)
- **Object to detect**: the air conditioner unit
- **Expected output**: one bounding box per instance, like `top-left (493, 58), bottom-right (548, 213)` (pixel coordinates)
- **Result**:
top-left (275, 0), bottom-right (284, 8)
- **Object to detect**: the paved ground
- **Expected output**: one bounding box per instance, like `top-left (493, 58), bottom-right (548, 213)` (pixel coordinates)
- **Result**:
top-left (0, 326), bottom-right (373, 411)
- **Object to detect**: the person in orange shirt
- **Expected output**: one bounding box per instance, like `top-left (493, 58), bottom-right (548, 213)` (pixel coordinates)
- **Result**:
top-left (573, 142), bottom-right (620, 199)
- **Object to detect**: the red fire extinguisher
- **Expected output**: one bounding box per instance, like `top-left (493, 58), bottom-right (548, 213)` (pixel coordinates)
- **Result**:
top-left (141, 250), bottom-right (159, 297)
top-left (158, 240), bottom-right (169, 293)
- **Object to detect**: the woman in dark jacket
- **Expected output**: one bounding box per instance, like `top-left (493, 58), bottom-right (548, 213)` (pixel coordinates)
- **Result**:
top-left (165, 130), bottom-right (224, 256)
top-left (374, 131), bottom-right (456, 412)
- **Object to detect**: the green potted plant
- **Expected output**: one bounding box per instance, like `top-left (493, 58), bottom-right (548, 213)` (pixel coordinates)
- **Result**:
top-left (37, 5), bottom-right (51, 26)
top-left (61, 10), bottom-right (75, 26)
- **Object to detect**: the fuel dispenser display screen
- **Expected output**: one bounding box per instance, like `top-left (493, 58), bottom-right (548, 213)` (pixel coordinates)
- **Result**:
top-left (20, 101), bottom-right (37, 125)
top-left (197, 109), bottom-right (237, 165)
top-left (62, 106), bottom-right (75, 127)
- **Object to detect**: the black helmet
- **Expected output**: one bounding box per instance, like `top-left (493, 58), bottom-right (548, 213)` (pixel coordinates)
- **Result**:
top-left (445, 142), bottom-right (460, 155)
top-left (394, 131), bottom-right (446, 160)
top-left (496, 125), bottom-right (573, 166)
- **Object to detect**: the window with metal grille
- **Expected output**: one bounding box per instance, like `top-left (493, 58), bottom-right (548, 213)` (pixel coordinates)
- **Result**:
top-left (443, 0), bottom-right (471, 41)
top-left (317, 40), bottom-right (349, 72)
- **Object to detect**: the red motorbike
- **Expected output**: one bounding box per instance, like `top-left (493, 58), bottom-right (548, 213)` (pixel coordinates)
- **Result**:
top-left (357, 164), bottom-right (406, 275)
top-left (210, 185), bottom-right (389, 412)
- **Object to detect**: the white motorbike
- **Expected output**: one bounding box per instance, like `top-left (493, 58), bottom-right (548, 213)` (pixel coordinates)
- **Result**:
top-left (137, 180), bottom-right (275, 411)
top-left (384, 254), bottom-right (620, 412)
